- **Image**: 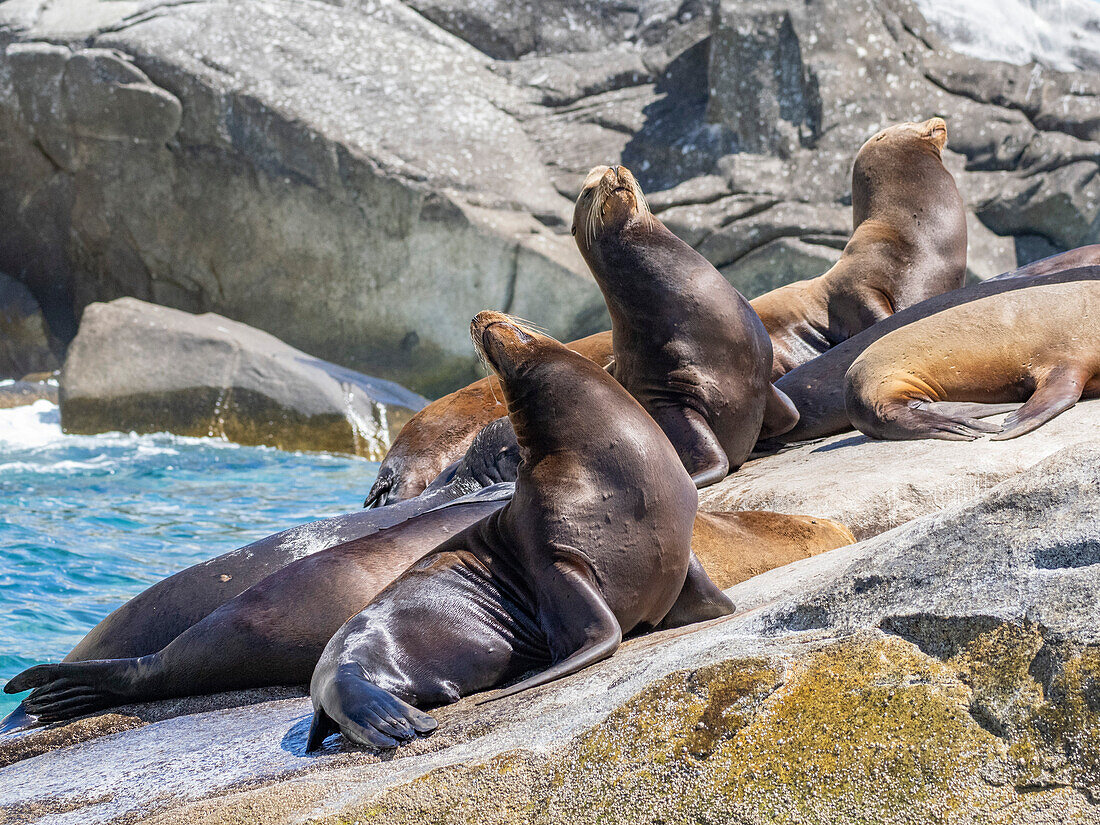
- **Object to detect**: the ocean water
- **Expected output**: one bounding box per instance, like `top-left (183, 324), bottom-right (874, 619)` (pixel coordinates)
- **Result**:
top-left (0, 401), bottom-right (376, 718)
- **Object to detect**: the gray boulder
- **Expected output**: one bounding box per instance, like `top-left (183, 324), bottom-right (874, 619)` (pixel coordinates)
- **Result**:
top-left (1, 443), bottom-right (1096, 824)
top-left (60, 297), bottom-right (427, 457)
top-left (1, 0), bottom-right (1098, 393)
top-left (0, 272), bottom-right (60, 379)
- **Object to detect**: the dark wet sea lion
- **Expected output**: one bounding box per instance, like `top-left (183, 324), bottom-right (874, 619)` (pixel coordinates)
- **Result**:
top-left (575, 164), bottom-right (789, 487)
top-left (306, 311), bottom-right (728, 750)
top-left (64, 459), bottom-right (516, 664)
top-left (988, 244), bottom-right (1100, 282)
top-left (4, 495), bottom-right (509, 723)
top-left (766, 264), bottom-right (1100, 446)
top-left (750, 118), bottom-right (966, 380)
top-left (364, 331), bottom-right (614, 508)
top-left (845, 281), bottom-right (1100, 441)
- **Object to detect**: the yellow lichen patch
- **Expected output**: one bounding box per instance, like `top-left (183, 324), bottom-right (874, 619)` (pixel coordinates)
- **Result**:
top-left (1004, 646), bottom-right (1100, 798)
top-left (318, 633), bottom-right (1098, 825)
top-left (701, 636), bottom-right (1010, 824)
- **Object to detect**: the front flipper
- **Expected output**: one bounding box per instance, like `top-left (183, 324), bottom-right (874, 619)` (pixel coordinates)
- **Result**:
top-left (649, 405), bottom-right (730, 489)
top-left (992, 368), bottom-right (1088, 440)
top-left (657, 553), bottom-right (735, 630)
top-left (478, 557), bottom-right (621, 704)
top-left (759, 385), bottom-right (800, 440)
top-left (307, 663), bottom-right (437, 752)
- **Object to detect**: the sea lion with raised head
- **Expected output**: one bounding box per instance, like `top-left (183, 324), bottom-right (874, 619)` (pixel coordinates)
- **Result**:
top-left (750, 118), bottom-right (966, 380)
top-left (574, 164), bottom-right (790, 488)
top-left (844, 280), bottom-right (1100, 441)
top-left (306, 311), bottom-right (730, 750)
top-left (764, 263), bottom-right (1100, 446)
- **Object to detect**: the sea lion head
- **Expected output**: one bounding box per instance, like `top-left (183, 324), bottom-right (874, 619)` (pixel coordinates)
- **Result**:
top-left (571, 164), bottom-right (651, 254)
top-left (852, 118), bottom-right (951, 225)
top-left (470, 310), bottom-right (548, 386)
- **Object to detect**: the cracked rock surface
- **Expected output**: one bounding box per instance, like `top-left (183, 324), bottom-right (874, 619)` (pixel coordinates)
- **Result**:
top-left (1, 437), bottom-right (1097, 824)
top-left (1, 0), bottom-right (1098, 393)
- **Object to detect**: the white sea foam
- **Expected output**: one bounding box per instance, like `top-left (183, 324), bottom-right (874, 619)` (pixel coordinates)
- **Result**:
top-left (0, 401), bottom-right (243, 455)
top-left (915, 0), bottom-right (1100, 72)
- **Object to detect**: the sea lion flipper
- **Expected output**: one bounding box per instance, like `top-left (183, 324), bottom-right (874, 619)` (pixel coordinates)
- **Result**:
top-left (478, 560), bottom-right (621, 705)
top-left (657, 553), bottom-right (735, 630)
top-left (759, 385), bottom-right (800, 440)
top-left (649, 406), bottom-right (730, 488)
top-left (923, 401), bottom-right (1022, 421)
top-left (363, 467), bottom-right (396, 509)
top-left (310, 663), bottom-right (438, 752)
top-left (991, 368), bottom-right (1087, 440)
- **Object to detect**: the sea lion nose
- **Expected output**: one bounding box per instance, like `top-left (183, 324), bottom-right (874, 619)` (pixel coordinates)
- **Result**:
top-left (609, 165), bottom-right (621, 180)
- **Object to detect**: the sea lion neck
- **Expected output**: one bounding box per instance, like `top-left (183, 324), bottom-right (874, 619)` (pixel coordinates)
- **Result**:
top-left (583, 218), bottom-right (685, 315)
top-left (852, 145), bottom-right (949, 229)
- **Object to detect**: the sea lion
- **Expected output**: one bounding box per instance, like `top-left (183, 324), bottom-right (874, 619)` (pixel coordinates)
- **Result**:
top-left (765, 263), bottom-right (1100, 445)
top-left (364, 331), bottom-right (614, 508)
top-left (845, 280), bottom-right (1100, 441)
top-left (575, 164), bottom-right (789, 488)
top-left (750, 118), bottom-right (966, 380)
top-left (306, 311), bottom-right (729, 750)
top-left (60, 441), bottom-right (519, 665)
top-left (4, 494), bottom-right (510, 723)
top-left (691, 511), bottom-right (855, 589)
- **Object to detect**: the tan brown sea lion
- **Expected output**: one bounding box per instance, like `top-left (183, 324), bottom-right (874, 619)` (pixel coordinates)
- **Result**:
top-left (692, 511), bottom-right (855, 589)
top-left (574, 164), bottom-right (792, 487)
top-left (305, 311), bottom-right (729, 749)
top-left (750, 118), bottom-right (967, 380)
top-left (765, 262), bottom-right (1100, 446)
top-left (844, 280), bottom-right (1100, 441)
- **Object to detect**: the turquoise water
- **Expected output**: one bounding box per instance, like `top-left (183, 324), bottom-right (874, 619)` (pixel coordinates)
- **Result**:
top-left (0, 400), bottom-right (376, 718)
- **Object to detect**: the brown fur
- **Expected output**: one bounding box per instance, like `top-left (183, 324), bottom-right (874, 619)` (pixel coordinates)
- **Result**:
top-left (751, 118), bottom-right (966, 380)
top-left (692, 511), bottom-right (855, 589)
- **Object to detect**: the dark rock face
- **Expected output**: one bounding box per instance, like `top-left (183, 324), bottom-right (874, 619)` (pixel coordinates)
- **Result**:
top-left (0, 272), bottom-right (61, 379)
top-left (60, 298), bottom-right (427, 456)
top-left (0, 0), bottom-right (1096, 393)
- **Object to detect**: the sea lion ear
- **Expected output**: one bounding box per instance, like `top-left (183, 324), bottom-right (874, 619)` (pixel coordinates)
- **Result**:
top-left (571, 224), bottom-right (577, 236)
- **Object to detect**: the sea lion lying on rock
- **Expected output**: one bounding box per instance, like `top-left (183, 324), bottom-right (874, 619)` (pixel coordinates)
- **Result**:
top-left (4, 493), bottom-right (510, 723)
top-left (750, 118), bottom-right (967, 381)
top-left (765, 263), bottom-right (1100, 446)
top-left (306, 312), bottom-right (728, 750)
top-left (845, 280), bottom-right (1100, 441)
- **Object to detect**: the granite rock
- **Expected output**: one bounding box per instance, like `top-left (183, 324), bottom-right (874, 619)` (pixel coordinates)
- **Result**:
top-left (60, 297), bottom-right (427, 457)
top-left (1, 0), bottom-right (1099, 392)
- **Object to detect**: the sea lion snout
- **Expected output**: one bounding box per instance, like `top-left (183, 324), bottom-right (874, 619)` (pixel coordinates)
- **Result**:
top-left (573, 164), bottom-right (649, 246)
top-left (470, 311), bottom-right (535, 375)
top-left (922, 117), bottom-right (948, 151)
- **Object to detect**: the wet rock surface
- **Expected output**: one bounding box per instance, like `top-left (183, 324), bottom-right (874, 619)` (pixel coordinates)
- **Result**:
top-left (59, 297), bottom-right (427, 457)
top-left (2, 440), bottom-right (1096, 824)
top-left (1, 0), bottom-right (1097, 392)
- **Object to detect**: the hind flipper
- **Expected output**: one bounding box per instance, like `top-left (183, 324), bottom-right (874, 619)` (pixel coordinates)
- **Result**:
top-left (992, 368), bottom-right (1088, 440)
top-left (308, 663), bottom-right (437, 752)
top-left (478, 557), bottom-right (621, 705)
top-left (657, 553), bottom-right (735, 630)
top-left (759, 385), bottom-right (800, 440)
top-left (5, 658), bottom-right (149, 722)
top-left (649, 405), bottom-right (729, 488)
top-left (923, 401), bottom-right (1021, 421)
